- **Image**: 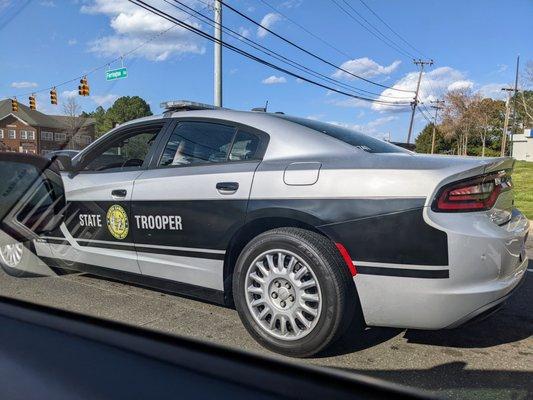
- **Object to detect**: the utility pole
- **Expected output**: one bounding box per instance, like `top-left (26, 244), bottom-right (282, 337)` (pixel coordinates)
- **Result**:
top-left (406, 59), bottom-right (434, 144)
top-left (430, 99), bottom-right (445, 154)
top-left (214, 0), bottom-right (222, 107)
top-left (501, 88), bottom-right (514, 156)
top-left (509, 55), bottom-right (520, 156)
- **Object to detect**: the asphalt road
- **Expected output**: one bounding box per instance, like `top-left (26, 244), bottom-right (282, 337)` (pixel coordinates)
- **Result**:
top-left (1, 238), bottom-right (532, 399)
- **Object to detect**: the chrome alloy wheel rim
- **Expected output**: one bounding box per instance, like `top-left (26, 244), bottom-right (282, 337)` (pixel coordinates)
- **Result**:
top-left (0, 242), bottom-right (24, 268)
top-left (245, 249), bottom-right (322, 341)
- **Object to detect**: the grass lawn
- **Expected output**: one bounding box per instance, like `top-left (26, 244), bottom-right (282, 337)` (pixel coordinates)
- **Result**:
top-left (513, 161), bottom-right (533, 220)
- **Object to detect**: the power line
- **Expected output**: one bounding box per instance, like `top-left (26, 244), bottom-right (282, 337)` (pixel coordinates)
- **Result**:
top-left (172, 0), bottom-right (411, 101)
top-left (257, 0), bottom-right (353, 59)
top-left (330, 0), bottom-right (415, 59)
top-left (357, 0), bottom-right (427, 58)
top-left (218, 0), bottom-right (414, 93)
top-left (127, 0), bottom-right (410, 106)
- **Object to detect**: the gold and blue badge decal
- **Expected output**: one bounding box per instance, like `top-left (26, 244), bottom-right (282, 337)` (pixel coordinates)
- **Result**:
top-left (106, 204), bottom-right (129, 240)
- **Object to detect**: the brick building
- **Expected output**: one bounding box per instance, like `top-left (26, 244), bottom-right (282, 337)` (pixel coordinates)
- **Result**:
top-left (0, 99), bottom-right (96, 155)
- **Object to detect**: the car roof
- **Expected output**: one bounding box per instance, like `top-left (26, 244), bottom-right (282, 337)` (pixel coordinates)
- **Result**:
top-left (89, 109), bottom-right (357, 162)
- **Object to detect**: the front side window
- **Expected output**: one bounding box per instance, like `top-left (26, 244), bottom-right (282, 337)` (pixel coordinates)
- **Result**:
top-left (0, 129), bottom-right (4, 139)
top-left (20, 131), bottom-right (27, 140)
top-left (8, 129), bottom-right (16, 139)
top-left (81, 125), bottom-right (162, 172)
top-left (159, 122), bottom-right (236, 167)
top-left (27, 131), bottom-right (35, 140)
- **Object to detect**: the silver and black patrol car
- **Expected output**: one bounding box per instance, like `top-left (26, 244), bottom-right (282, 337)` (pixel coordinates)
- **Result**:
top-left (0, 101), bottom-right (529, 357)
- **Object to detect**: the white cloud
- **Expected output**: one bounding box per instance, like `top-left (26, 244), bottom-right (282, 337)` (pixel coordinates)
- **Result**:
top-left (92, 94), bottom-right (119, 106)
top-left (11, 81), bottom-right (38, 88)
top-left (257, 13), bottom-right (282, 38)
top-left (371, 66), bottom-right (474, 112)
top-left (447, 80), bottom-right (474, 91)
top-left (238, 26), bottom-right (251, 38)
top-left (262, 75), bottom-right (287, 84)
top-left (476, 83), bottom-right (507, 100)
top-left (61, 90), bottom-right (78, 98)
top-left (39, 0), bottom-right (56, 7)
top-left (333, 58), bottom-right (401, 79)
top-left (67, 38), bottom-right (77, 46)
top-left (81, 0), bottom-right (204, 61)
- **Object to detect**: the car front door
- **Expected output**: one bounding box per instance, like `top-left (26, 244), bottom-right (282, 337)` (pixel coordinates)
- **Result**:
top-left (131, 120), bottom-right (267, 291)
top-left (46, 121), bottom-right (168, 274)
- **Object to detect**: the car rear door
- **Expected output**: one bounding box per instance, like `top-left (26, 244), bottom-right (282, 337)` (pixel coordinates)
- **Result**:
top-left (131, 119), bottom-right (268, 291)
top-left (45, 120), bottom-right (169, 274)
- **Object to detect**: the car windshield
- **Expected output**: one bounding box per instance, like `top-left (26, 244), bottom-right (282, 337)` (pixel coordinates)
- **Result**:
top-left (1, 2), bottom-right (532, 399)
top-left (275, 115), bottom-right (408, 154)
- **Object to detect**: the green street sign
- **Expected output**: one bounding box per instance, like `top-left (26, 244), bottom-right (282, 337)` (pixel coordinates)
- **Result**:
top-left (106, 67), bottom-right (128, 81)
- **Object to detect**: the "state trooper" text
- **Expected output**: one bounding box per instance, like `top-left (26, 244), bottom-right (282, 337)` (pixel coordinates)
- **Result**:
top-left (134, 215), bottom-right (183, 231)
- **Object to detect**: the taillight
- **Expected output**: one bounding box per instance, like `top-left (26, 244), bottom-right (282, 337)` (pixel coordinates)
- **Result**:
top-left (433, 171), bottom-right (512, 212)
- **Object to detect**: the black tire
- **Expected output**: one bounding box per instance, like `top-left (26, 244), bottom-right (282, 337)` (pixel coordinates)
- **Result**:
top-left (233, 227), bottom-right (358, 357)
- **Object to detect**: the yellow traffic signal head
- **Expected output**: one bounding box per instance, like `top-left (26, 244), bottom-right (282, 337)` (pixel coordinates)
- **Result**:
top-left (50, 88), bottom-right (58, 105)
top-left (29, 95), bottom-right (36, 110)
top-left (11, 99), bottom-right (18, 112)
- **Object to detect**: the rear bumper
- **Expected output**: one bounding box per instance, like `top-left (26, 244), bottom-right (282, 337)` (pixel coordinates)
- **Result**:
top-left (353, 207), bottom-right (529, 330)
top-left (354, 256), bottom-right (527, 329)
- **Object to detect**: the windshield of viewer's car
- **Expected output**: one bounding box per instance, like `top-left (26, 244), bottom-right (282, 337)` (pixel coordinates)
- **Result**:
top-left (275, 115), bottom-right (408, 154)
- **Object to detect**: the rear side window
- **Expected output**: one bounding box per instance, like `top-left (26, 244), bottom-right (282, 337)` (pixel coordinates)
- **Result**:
top-left (229, 130), bottom-right (260, 161)
top-left (275, 115), bottom-right (407, 154)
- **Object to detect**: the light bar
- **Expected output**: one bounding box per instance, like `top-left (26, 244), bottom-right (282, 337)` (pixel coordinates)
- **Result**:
top-left (160, 100), bottom-right (220, 111)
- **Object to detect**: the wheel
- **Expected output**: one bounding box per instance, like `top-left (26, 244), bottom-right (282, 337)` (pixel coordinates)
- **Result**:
top-left (233, 227), bottom-right (358, 357)
top-left (0, 241), bottom-right (36, 277)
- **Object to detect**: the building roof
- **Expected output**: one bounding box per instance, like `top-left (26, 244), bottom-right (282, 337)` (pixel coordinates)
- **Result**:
top-left (0, 99), bottom-right (95, 130)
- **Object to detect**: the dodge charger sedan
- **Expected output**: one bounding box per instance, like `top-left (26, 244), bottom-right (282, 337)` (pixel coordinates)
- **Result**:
top-left (0, 100), bottom-right (529, 357)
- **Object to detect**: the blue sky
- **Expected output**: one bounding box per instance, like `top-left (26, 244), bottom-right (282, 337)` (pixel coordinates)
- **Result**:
top-left (1, 0), bottom-right (531, 142)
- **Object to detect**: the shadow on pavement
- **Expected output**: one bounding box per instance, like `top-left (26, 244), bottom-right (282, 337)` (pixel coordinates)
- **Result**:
top-left (320, 269), bottom-right (532, 357)
top-left (343, 361), bottom-right (532, 399)
top-left (404, 272), bottom-right (532, 348)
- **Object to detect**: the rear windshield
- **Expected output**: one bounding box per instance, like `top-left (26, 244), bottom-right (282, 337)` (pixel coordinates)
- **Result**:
top-left (275, 115), bottom-right (407, 154)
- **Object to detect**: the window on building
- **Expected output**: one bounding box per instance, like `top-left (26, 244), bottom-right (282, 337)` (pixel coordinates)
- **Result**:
top-left (27, 131), bottom-right (35, 140)
top-left (0, 129), bottom-right (3, 139)
top-left (41, 131), bottom-right (54, 141)
top-left (55, 132), bottom-right (67, 142)
top-left (8, 129), bottom-right (16, 139)
top-left (20, 130), bottom-right (27, 140)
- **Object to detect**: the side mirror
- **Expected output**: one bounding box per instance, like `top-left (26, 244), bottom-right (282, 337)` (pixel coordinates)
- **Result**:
top-left (0, 152), bottom-right (66, 244)
top-left (51, 154), bottom-right (73, 171)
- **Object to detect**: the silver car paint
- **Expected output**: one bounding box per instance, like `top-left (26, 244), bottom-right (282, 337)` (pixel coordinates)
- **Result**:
top-left (37, 109), bottom-right (529, 330)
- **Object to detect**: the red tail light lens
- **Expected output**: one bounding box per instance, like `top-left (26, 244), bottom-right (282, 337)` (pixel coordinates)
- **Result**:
top-left (433, 171), bottom-right (512, 212)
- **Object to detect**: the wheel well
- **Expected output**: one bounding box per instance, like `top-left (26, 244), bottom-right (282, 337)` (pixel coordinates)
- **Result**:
top-left (222, 217), bottom-right (325, 306)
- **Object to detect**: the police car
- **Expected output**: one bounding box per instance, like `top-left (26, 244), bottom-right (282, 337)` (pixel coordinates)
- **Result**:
top-left (0, 101), bottom-right (529, 357)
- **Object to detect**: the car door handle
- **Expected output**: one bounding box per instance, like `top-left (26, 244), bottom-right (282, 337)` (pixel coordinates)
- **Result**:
top-left (216, 182), bottom-right (239, 194)
top-left (111, 189), bottom-right (127, 198)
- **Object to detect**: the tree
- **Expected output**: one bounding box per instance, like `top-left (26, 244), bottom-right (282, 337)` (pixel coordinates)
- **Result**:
top-left (415, 123), bottom-right (447, 154)
top-left (105, 96), bottom-right (152, 129)
top-left (85, 96), bottom-right (153, 137)
top-left (62, 97), bottom-right (84, 135)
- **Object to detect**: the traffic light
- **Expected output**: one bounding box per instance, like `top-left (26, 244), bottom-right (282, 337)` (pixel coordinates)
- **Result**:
top-left (50, 88), bottom-right (58, 105)
top-left (29, 95), bottom-right (36, 110)
top-left (78, 77), bottom-right (89, 96)
top-left (11, 98), bottom-right (19, 112)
